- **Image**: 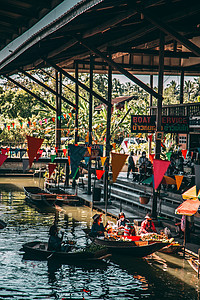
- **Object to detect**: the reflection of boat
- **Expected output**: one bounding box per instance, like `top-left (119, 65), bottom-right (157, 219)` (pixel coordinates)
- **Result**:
top-left (0, 219), bottom-right (6, 229)
top-left (91, 236), bottom-right (168, 257)
top-left (24, 186), bottom-right (56, 206)
top-left (21, 241), bottom-right (111, 262)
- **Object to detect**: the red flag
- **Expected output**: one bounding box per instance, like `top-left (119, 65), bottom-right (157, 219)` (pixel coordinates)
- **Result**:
top-left (181, 149), bottom-right (187, 159)
top-left (1, 148), bottom-right (8, 155)
top-left (68, 156), bottom-right (70, 165)
top-left (7, 126), bottom-right (10, 131)
top-left (55, 147), bottom-right (58, 154)
top-left (36, 149), bottom-right (43, 161)
top-left (63, 149), bottom-right (67, 157)
top-left (27, 135), bottom-right (44, 168)
top-left (148, 134), bottom-right (153, 142)
top-left (0, 154), bottom-right (7, 166)
top-left (124, 140), bottom-right (128, 148)
top-left (52, 117), bottom-right (55, 122)
top-left (153, 159), bottom-right (170, 190)
top-left (96, 169), bottom-right (105, 180)
top-left (11, 122), bottom-right (15, 128)
top-left (149, 154), bottom-right (155, 164)
top-left (48, 163), bottom-right (56, 178)
top-left (191, 151), bottom-right (194, 159)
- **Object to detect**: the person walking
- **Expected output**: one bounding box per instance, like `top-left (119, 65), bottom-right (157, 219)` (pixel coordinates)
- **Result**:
top-left (127, 151), bottom-right (135, 179)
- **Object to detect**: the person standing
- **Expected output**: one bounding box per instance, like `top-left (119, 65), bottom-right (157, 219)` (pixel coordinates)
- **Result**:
top-left (127, 151), bottom-right (135, 179)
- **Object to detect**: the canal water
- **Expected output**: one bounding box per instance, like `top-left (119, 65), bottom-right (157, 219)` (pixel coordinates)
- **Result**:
top-left (0, 177), bottom-right (199, 300)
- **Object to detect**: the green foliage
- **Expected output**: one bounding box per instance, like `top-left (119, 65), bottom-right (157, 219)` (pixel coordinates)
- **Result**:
top-left (0, 70), bottom-right (200, 146)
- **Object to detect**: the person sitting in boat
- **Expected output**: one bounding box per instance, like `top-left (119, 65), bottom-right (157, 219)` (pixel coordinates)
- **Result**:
top-left (140, 214), bottom-right (157, 234)
top-left (90, 213), bottom-right (105, 237)
top-left (116, 212), bottom-right (130, 229)
top-left (48, 224), bottom-right (64, 251)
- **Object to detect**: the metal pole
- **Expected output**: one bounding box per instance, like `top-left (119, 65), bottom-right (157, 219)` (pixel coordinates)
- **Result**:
top-left (55, 71), bottom-right (62, 152)
top-left (104, 62), bottom-right (112, 213)
top-left (87, 55), bottom-right (93, 195)
top-left (152, 32), bottom-right (165, 219)
top-left (75, 62), bottom-right (79, 144)
top-left (180, 70), bottom-right (184, 104)
top-left (148, 74), bottom-right (153, 158)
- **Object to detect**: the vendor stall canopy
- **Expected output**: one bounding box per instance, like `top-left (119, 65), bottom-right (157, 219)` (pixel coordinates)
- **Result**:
top-left (1, 0), bottom-right (200, 76)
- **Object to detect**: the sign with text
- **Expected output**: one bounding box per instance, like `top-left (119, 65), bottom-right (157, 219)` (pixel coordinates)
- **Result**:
top-left (131, 115), bottom-right (189, 133)
top-left (189, 116), bottom-right (200, 128)
top-left (131, 115), bottom-right (156, 133)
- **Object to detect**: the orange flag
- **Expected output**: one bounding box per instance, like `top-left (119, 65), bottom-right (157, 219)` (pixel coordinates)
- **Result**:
top-left (27, 135), bottom-right (44, 168)
top-left (111, 152), bottom-right (128, 183)
top-left (96, 170), bottom-right (105, 180)
top-left (48, 163), bottom-right (56, 178)
top-left (87, 147), bottom-right (92, 155)
top-left (112, 143), bottom-right (116, 150)
top-left (175, 175), bottom-right (183, 190)
top-left (149, 154), bottom-right (155, 164)
top-left (100, 157), bottom-right (107, 166)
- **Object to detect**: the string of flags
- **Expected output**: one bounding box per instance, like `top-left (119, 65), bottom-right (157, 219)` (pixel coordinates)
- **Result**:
top-left (0, 113), bottom-right (73, 131)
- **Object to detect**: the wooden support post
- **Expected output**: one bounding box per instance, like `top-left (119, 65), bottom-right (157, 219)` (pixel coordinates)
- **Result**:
top-left (198, 248), bottom-right (200, 279)
top-left (55, 71), bottom-right (62, 152)
top-left (104, 62), bottom-right (112, 213)
top-left (88, 55), bottom-right (93, 195)
top-left (152, 32), bottom-right (165, 219)
top-left (180, 70), bottom-right (184, 104)
top-left (75, 62), bottom-right (79, 144)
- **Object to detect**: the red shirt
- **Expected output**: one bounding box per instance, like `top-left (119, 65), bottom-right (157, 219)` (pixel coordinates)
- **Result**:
top-left (140, 219), bottom-right (157, 234)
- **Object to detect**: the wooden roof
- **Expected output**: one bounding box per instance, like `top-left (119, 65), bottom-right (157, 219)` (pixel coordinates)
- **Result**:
top-left (0, 0), bottom-right (200, 76)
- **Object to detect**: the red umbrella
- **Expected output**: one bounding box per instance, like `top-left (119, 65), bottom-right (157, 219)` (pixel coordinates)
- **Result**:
top-left (175, 199), bottom-right (200, 216)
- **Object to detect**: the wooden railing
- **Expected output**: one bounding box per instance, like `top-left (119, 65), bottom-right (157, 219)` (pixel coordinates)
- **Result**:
top-left (151, 102), bottom-right (200, 116)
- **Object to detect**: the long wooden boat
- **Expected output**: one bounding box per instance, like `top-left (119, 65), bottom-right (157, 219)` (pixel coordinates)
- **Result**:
top-left (24, 186), bottom-right (56, 206)
top-left (21, 241), bottom-right (111, 262)
top-left (188, 257), bottom-right (199, 275)
top-left (91, 236), bottom-right (169, 257)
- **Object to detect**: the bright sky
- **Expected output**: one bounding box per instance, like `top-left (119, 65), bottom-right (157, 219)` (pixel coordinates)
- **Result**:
top-left (113, 74), bottom-right (197, 88)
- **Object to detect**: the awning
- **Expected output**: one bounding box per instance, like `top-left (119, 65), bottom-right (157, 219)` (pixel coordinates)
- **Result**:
top-left (175, 199), bottom-right (200, 216)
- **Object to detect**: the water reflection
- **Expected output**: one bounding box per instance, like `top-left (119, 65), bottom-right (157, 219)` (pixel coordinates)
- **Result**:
top-left (0, 177), bottom-right (199, 299)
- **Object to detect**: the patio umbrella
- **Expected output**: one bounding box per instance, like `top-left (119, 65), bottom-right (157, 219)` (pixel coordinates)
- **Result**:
top-left (175, 199), bottom-right (200, 216)
top-left (182, 185), bottom-right (200, 200)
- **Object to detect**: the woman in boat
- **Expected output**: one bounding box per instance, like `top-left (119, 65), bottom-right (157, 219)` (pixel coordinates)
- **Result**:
top-left (90, 214), bottom-right (105, 237)
top-left (140, 214), bottom-right (157, 234)
top-left (116, 212), bottom-right (130, 229)
top-left (48, 224), bottom-right (64, 251)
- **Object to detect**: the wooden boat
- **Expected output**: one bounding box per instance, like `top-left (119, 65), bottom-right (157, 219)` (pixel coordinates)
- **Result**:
top-left (91, 236), bottom-right (169, 257)
top-left (159, 243), bottom-right (183, 254)
top-left (24, 186), bottom-right (56, 206)
top-left (21, 241), bottom-right (111, 262)
top-left (56, 194), bottom-right (81, 206)
top-left (188, 257), bottom-right (199, 275)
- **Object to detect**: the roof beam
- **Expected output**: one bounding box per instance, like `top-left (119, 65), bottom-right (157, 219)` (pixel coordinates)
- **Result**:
top-left (44, 58), bottom-right (110, 107)
top-left (18, 68), bottom-right (76, 109)
top-left (76, 37), bottom-right (162, 100)
top-left (5, 75), bottom-right (56, 112)
top-left (136, 6), bottom-right (200, 57)
top-left (108, 48), bottom-right (196, 58)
